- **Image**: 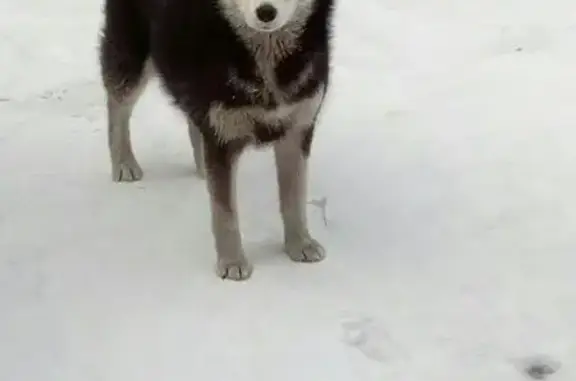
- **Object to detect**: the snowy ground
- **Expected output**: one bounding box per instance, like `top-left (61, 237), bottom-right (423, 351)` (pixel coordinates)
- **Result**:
top-left (2, 0), bottom-right (576, 379)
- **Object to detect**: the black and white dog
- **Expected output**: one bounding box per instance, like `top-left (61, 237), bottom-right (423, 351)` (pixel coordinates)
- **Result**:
top-left (99, 0), bottom-right (334, 280)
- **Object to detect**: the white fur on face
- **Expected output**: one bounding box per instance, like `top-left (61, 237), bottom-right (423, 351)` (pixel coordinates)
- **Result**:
top-left (224, 0), bottom-right (315, 32)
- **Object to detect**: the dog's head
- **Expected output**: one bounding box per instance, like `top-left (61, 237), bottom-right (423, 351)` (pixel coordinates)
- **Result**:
top-left (221, 0), bottom-right (315, 32)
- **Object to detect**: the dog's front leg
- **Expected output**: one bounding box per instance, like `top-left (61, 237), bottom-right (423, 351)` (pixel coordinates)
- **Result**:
top-left (274, 127), bottom-right (326, 263)
top-left (203, 136), bottom-right (252, 281)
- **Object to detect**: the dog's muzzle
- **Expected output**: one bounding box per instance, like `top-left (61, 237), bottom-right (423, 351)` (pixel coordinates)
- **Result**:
top-left (255, 3), bottom-right (278, 23)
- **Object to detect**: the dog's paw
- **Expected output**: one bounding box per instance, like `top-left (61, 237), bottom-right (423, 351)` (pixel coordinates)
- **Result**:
top-left (112, 160), bottom-right (143, 182)
top-left (216, 257), bottom-right (253, 281)
top-left (285, 236), bottom-right (326, 263)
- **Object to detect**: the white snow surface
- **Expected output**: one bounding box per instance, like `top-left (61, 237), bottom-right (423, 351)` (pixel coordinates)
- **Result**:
top-left (2, 0), bottom-right (576, 379)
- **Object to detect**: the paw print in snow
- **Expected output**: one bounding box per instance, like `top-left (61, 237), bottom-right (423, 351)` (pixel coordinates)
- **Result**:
top-left (341, 315), bottom-right (407, 364)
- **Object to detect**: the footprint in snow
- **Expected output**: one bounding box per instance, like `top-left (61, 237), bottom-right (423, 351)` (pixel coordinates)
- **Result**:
top-left (341, 315), bottom-right (408, 364)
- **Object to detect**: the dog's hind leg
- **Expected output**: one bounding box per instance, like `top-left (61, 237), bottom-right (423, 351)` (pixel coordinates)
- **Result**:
top-left (104, 70), bottom-right (149, 182)
top-left (274, 127), bottom-right (326, 263)
top-left (99, 0), bottom-right (150, 182)
top-left (187, 119), bottom-right (206, 178)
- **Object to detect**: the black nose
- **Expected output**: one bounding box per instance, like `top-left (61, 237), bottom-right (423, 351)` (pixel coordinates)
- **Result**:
top-left (255, 3), bottom-right (277, 23)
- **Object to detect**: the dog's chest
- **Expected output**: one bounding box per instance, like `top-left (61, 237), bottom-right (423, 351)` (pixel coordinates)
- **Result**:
top-left (210, 35), bottom-right (323, 144)
top-left (230, 37), bottom-right (315, 107)
top-left (209, 84), bottom-right (324, 144)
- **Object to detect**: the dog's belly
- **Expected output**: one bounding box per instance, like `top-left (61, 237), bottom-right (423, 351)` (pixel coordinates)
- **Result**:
top-left (208, 86), bottom-right (325, 144)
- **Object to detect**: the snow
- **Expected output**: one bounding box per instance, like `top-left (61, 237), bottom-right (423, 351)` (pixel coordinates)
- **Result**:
top-left (2, 0), bottom-right (576, 379)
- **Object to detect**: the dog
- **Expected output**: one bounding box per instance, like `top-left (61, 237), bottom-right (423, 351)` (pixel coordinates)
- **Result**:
top-left (99, 0), bottom-right (334, 280)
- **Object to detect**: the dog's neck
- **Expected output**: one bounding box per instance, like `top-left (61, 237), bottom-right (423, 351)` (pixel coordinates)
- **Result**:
top-left (217, 1), bottom-right (319, 105)
top-left (217, 1), bottom-right (314, 65)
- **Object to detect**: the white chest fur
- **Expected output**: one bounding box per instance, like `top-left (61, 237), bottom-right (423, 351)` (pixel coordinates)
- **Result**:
top-left (208, 86), bottom-right (325, 143)
top-left (208, 21), bottom-right (324, 143)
